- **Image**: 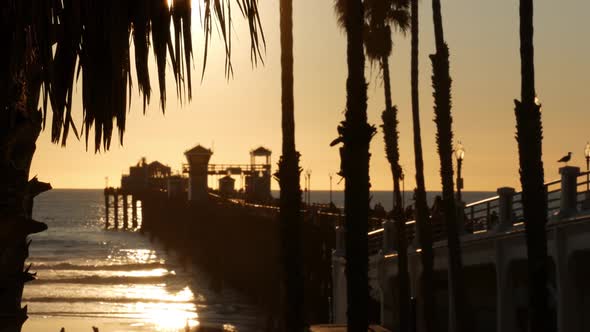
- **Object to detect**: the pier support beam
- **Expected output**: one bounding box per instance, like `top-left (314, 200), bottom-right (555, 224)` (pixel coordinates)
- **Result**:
top-left (114, 191), bottom-right (119, 229)
top-left (104, 191), bottom-right (109, 228)
top-left (123, 194), bottom-right (128, 229)
top-left (554, 227), bottom-right (576, 332)
top-left (496, 187), bottom-right (515, 232)
top-left (495, 241), bottom-right (515, 332)
top-left (132, 197), bottom-right (138, 228)
top-left (559, 166), bottom-right (580, 218)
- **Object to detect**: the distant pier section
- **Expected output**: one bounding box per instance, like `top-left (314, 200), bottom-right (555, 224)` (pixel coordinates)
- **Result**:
top-left (182, 145), bottom-right (273, 203)
top-left (103, 158), bottom-right (171, 229)
top-left (103, 144), bottom-right (275, 229)
top-left (104, 144), bottom-right (336, 323)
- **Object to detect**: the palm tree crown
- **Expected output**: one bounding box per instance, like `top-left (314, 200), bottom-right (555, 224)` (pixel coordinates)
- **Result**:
top-left (363, 0), bottom-right (409, 63)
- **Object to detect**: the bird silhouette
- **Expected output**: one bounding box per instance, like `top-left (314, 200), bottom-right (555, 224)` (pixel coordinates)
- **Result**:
top-left (558, 152), bottom-right (572, 165)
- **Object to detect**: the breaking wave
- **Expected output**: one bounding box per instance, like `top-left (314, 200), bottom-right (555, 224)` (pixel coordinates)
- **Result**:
top-left (32, 262), bottom-right (166, 271)
top-left (23, 296), bottom-right (191, 304)
top-left (30, 274), bottom-right (171, 285)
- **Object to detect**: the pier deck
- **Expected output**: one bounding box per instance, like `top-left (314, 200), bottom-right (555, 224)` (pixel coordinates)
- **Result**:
top-left (331, 166), bottom-right (590, 332)
top-left (310, 325), bottom-right (391, 332)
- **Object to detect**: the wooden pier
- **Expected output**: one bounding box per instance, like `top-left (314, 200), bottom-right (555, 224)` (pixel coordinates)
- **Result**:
top-left (138, 191), bottom-right (338, 325)
top-left (103, 188), bottom-right (141, 229)
top-left (103, 147), bottom-right (340, 325)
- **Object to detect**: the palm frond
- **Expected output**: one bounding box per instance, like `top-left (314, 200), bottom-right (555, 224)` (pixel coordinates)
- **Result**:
top-left (336, 0), bottom-right (410, 63)
top-left (1, 0), bottom-right (265, 152)
top-left (333, 0), bottom-right (347, 30)
top-left (131, 0), bottom-right (152, 113)
top-left (201, 0), bottom-right (265, 79)
top-left (364, 23), bottom-right (392, 62)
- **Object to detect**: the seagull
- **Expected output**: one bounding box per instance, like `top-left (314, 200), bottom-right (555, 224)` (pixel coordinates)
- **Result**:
top-left (558, 152), bottom-right (572, 165)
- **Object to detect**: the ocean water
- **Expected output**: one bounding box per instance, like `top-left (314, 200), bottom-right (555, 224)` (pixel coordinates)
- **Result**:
top-left (25, 189), bottom-right (262, 332)
top-left (23, 189), bottom-right (497, 331)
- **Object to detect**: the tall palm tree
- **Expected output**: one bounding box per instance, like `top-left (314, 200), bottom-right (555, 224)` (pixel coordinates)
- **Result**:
top-left (514, 0), bottom-right (553, 331)
top-left (410, 0), bottom-right (435, 330)
top-left (363, 0), bottom-right (410, 330)
top-left (0, 1), bottom-right (264, 331)
top-left (276, 0), bottom-right (304, 330)
top-left (332, 0), bottom-right (375, 330)
top-left (429, 0), bottom-right (468, 330)
top-left (381, 106), bottom-right (411, 332)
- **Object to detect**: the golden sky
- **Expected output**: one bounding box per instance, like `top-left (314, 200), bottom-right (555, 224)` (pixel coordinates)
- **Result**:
top-left (31, 0), bottom-right (590, 192)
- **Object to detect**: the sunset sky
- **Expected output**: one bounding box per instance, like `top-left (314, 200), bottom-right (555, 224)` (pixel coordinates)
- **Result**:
top-left (30, 0), bottom-right (590, 193)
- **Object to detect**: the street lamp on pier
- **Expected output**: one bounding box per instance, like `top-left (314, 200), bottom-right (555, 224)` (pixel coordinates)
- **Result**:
top-left (305, 169), bottom-right (312, 206)
top-left (455, 141), bottom-right (465, 203)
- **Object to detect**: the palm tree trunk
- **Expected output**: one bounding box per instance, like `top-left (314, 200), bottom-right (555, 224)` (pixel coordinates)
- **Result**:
top-left (410, 0), bottom-right (435, 330)
top-left (381, 57), bottom-right (410, 332)
top-left (0, 63), bottom-right (49, 332)
top-left (430, 0), bottom-right (468, 331)
top-left (338, 0), bottom-right (375, 330)
top-left (515, 0), bottom-right (553, 331)
top-left (277, 0), bottom-right (304, 330)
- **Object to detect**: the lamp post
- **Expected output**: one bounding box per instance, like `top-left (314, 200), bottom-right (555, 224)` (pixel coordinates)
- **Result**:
top-left (455, 141), bottom-right (465, 203)
top-left (305, 169), bottom-right (312, 206)
top-left (303, 171), bottom-right (307, 205)
top-left (585, 142), bottom-right (590, 191)
top-left (329, 173), bottom-right (333, 205)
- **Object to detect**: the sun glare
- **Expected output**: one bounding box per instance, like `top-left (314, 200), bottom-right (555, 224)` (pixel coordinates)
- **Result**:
top-left (121, 248), bottom-right (157, 263)
top-left (126, 286), bottom-right (199, 331)
top-left (148, 307), bottom-right (199, 331)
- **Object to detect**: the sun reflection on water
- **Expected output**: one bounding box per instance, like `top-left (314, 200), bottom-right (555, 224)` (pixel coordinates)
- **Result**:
top-left (120, 248), bottom-right (157, 264)
top-left (127, 286), bottom-right (199, 331)
top-left (110, 247), bottom-right (200, 331)
top-left (222, 324), bottom-right (238, 332)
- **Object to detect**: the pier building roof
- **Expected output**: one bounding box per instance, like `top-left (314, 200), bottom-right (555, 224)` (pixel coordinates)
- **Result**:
top-left (185, 145), bottom-right (213, 156)
top-left (250, 146), bottom-right (271, 156)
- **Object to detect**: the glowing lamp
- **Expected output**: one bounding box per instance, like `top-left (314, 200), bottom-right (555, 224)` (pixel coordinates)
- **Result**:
top-left (455, 142), bottom-right (465, 161)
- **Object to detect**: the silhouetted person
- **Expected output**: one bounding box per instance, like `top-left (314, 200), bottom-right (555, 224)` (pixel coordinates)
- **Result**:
top-left (431, 196), bottom-right (443, 216)
top-left (489, 210), bottom-right (499, 229)
top-left (329, 201), bottom-right (338, 211)
top-left (373, 202), bottom-right (387, 218)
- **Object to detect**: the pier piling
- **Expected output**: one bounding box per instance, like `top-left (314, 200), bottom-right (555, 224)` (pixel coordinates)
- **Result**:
top-left (104, 190), bottom-right (109, 228)
top-left (132, 197), bottom-right (138, 228)
top-left (114, 191), bottom-right (119, 229)
top-left (123, 194), bottom-right (129, 229)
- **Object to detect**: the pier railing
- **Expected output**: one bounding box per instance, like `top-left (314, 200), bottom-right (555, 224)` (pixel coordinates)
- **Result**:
top-left (214, 167), bottom-right (590, 257)
top-left (364, 167), bottom-right (590, 256)
top-left (466, 170), bottom-right (590, 230)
